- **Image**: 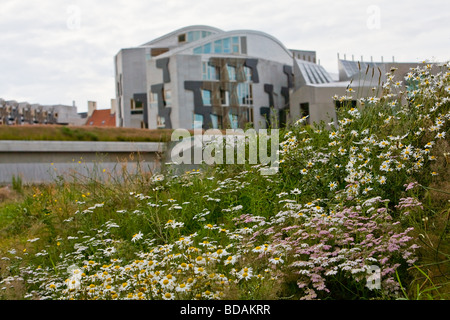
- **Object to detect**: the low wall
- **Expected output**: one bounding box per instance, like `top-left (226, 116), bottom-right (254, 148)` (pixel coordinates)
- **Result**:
top-left (0, 140), bottom-right (166, 184)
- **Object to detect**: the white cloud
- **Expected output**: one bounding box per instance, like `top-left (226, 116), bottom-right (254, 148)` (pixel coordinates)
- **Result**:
top-left (0, 0), bottom-right (449, 113)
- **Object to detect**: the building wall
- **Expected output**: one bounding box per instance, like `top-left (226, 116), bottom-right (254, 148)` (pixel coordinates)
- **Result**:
top-left (115, 47), bottom-right (147, 128)
top-left (116, 27), bottom-right (355, 132)
top-left (290, 85), bottom-right (348, 126)
top-left (0, 99), bottom-right (85, 126)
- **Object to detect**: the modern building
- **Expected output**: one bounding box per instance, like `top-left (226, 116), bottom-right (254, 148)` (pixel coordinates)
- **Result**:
top-left (290, 58), bottom-right (431, 126)
top-left (115, 25), bottom-right (432, 131)
top-left (114, 25), bottom-right (316, 130)
top-left (0, 98), bottom-right (86, 126)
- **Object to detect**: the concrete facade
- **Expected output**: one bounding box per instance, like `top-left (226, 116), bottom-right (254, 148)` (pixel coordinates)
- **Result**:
top-left (115, 25), bottom-right (434, 131)
top-left (115, 25), bottom-right (315, 130)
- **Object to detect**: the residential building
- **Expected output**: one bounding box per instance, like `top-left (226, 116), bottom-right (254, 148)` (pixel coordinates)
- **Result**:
top-left (0, 98), bottom-right (86, 126)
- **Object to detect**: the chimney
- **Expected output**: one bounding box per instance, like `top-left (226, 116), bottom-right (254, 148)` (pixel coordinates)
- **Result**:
top-left (110, 99), bottom-right (117, 115)
top-left (87, 101), bottom-right (97, 117)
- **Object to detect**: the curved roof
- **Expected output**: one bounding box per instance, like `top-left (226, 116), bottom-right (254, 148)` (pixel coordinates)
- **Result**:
top-left (155, 28), bottom-right (294, 63)
top-left (140, 25), bottom-right (224, 47)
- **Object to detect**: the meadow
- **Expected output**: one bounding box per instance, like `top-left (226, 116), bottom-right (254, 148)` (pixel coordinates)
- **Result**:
top-left (0, 62), bottom-right (448, 300)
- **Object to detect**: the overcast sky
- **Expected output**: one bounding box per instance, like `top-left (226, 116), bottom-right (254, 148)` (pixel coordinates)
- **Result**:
top-left (1, 0), bottom-right (449, 113)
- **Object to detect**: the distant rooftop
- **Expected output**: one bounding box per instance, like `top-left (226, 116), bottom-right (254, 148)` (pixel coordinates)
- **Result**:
top-left (85, 109), bottom-right (115, 127)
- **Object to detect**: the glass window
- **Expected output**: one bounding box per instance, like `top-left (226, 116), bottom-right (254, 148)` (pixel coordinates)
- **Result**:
top-left (164, 89), bottom-right (172, 107)
top-left (203, 43), bottom-right (211, 54)
top-left (244, 66), bottom-right (252, 82)
top-left (237, 83), bottom-right (253, 105)
top-left (220, 90), bottom-right (229, 105)
top-left (228, 112), bottom-right (238, 129)
top-left (150, 92), bottom-right (158, 108)
top-left (214, 40), bottom-right (222, 53)
top-left (157, 116), bottom-right (165, 128)
top-left (193, 114), bottom-right (203, 128)
top-left (210, 114), bottom-right (219, 129)
top-left (194, 47), bottom-right (202, 54)
top-left (202, 62), bottom-right (208, 80)
top-left (222, 38), bottom-right (231, 53)
top-left (201, 89), bottom-right (211, 105)
top-left (227, 65), bottom-right (236, 81)
top-left (232, 37), bottom-right (240, 53)
top-left (202, 62), bottom-right (219, 80)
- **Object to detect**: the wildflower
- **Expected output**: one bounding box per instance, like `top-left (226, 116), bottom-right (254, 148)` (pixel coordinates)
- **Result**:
top-left (194, 266), bottom-right (207, 275)
top-left (313, 206), bottom-right (324, 213)
top-left (290, 188), bottom-right (301, 195)
top-left (378, 176), bottom-right (387, 184)
top-left (131, 231), bottom-right (143, 242)
top-left (175, 283), bottom-right (190, 293)
top-left (237, 267), bottom-right (253, 281)
top-left (378, 140), bottom-right (390, 148)
top-left (300, 168), bottom-right (308, 175)
top-left (195, 255), bottom-right (206, 265)
top-left (165, 219), bottom-right (184, 229)
top-left (224, 255), bottom-right (238, 266)
top-left (328, 181), bottom-right (338, 191)
top-left (380, 160), bottom-right (391, 172)
top-left (269, 257), bottom-right (284, 265)
top-left (162, 292), bottom-right (174, 300)
top-left (435, 132), bottom-right (446, 139)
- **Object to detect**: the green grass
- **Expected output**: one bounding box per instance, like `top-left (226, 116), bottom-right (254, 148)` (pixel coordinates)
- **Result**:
top-left (0, 125), bottom-right (173, 142)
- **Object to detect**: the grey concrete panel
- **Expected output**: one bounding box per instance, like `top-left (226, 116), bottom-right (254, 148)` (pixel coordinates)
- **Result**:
top-left (156, 58), bottom-right (171, 83)
top-left (184, 80), bottom-right (212, 129)
top-left (151, 84), bottom-right (172, 129)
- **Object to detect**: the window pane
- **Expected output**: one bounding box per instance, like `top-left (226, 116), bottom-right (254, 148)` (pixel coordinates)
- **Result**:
top-left (193, 47), bottom-right (202, 54)
top-left (227, 65), bottom-right (236, 81)
top-left (228, 111), bottom-right (238, 129)
top-left (222, 38), bottom-right (231, 53)
top-left (201, 90), bottom-right (211, 105)
top-left (187, 32), bottom-right (194, 42)
top-left (203, 43), bottom-right (211, 54)
top-left (157, 116), bottom-right (165, 128)
top-left (193, 114), bottom-right (203, 128)
top-left (210, 114), bottom-right (219, 129)
top-left (232, 37), bottom-right (239, 44)
top-left (214, 40), bottom-right (222, 53)
top-left (244, 66), bottom-right (252, 81)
